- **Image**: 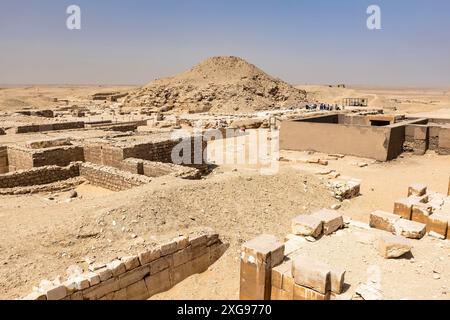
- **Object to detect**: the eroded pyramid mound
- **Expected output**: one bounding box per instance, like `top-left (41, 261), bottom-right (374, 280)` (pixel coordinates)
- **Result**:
top-left (124, 56), bottom-right (307, 113)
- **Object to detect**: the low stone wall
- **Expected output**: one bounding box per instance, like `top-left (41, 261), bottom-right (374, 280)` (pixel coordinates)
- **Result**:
top-left (0, 177), bottom-right (84, 195)
top-left (120, 158), bottom-right (201, 180)
top-left (23, 231), bottom-right (226, 300)
top-left (15, 121), bottom-right (84, 134)
top-left (79, 162), bottom-right (152, 191)
top-left (0, 146), bottom-right (8, 174)
top-left (0, 164), bottom-right (80, 189)
top-left (8, 145), bottom-right (85, 171)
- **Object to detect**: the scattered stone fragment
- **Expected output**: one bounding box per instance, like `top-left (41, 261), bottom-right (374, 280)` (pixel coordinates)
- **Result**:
top-left (378, 233), bottom-right (412, 259)
top-left (311, 209), bottom-right (344, 235)
top-left (291, 215), bottom-right (323, 238)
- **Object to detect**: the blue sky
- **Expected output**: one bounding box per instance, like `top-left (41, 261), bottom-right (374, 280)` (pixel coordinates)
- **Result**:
top-left (1, 0), bottom-right (449, 86)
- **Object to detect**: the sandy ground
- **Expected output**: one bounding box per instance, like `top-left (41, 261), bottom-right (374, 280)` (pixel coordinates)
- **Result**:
top-left (0, 85), bottom-right (136, 111)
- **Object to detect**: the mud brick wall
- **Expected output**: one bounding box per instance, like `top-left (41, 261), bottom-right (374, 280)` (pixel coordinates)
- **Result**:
top-left (83, 144), bottom-right (125, 169)
top-left (15, 121), bottom-right (84, 134)
top-left (8, 145), bottom-right (84, 171)
top-left (79, 163), bottom-right (152, 191)
top-left (122, 136), bottom-right (207, 166)
top-left (23, 231), bottom-right (226, 300)
top-left (438, 127), bottom-right (450, 155)
top-left (0, 164), bottom-right (80, 189)
top-left (7, 147), bottom-right (34, 171)
top-left (32, 146), bottom-right (85, 168)
top-left (0, 146), bottom-right (8, 174)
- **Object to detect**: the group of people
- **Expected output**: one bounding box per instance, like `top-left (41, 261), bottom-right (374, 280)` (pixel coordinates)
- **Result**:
top-left (305, 103), bottom-right (342, 111)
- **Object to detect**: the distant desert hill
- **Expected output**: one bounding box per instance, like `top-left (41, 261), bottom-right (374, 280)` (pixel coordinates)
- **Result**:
top-left (124, 56), bottom-right (308, 114)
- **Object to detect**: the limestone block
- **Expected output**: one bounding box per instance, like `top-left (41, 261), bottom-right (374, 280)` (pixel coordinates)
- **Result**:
top-left (138, 247), bottom-right (161, 265)
top-left (118, 265), bottom-right (150, 289)
top-left (125, 280), bottom-right (149, 300)
top-left (291, 215), bottom-right (323, 238)
top-left (241, 234), bottom-right (285, 268)
top-left (378, 234), bottom-right (412, 259)
top-left (293, 284), bottom-right (331, 300)
top-left (86, 272), bottom-right (101, 286)
top-left (311, 209), bottom-right (344, 235)
top-left (329, 267), bottom-right (346, 294)
top-left (107, 260), bottom-right (127, 277)
top-left (82, 278), bottom-right (120, 300)
top-left (145, 269), bottom-right (171, 297)
top-left (393, 198), bottom-right (414, 220)
top-left (149, 256), bottom-right (171, 275)
top-left (394, 219), bottom-right (426, 239)
top-left (369, 211), bottom-right (400, 233)
top-left (121, 256), bottom-right (140, 271)
top-left (411, 204), bottom-right (432, 224)
top-left (46, 285), bottom-right (68, 300)
top-left (240, 235), bottom-right (285, 300)
top-left (426, 213), bottom-right (449, 238)
top-left (291, 256), bottom-right (331, 294)
top-left (96, 268), bottom-right (113, 282)
top-left (408, 183), bottom-right (427, 197)
top-left (160, 240), bottom-right (178, 256)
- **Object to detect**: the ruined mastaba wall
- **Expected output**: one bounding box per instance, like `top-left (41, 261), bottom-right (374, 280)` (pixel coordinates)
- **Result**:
top-left (79, 162), bottom-right (152, 191)
top-left (84, 135), bottom-right (208, 172)
top-left (0, 164), bottom-right (80, 189)
top-left (7, 145), bottom-right (85, 171)
top-left (120, 158), bottom-right (201, 180)
top-left (15, 121), bottom-right (85, 134)
top-left (23, 231), bottom-right (226, 300)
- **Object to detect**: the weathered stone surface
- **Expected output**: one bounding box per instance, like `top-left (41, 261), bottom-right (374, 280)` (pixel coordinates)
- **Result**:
top-left (311, 209), bottom-right (344, 235)
top-left (145, 269), bottom-right (171, 297)
top-left (107, 260), bottom-right (127, 277)
top-left (86, 272), bottom-right (101, 286)
top-left (408, 183), bottom-right (427, 197)
top-left (241, 234), bottom-right (285, 268)
top-left (118, 265), bottom-right (150, 289)
top-left (393, 198), bottom-right (414, 220)
top-left (426, 213), bottom-right (449, 238)
top-left (369, 211), bottom-right (399, 233)
top-left (138, 247), bottom-right (161, 265)
top-left (378, 234), bottom-right (412, 259)
top-left (121, 256), bottom-right (141, 271)
top-left (293, 284), bottom-right (331, 300)
top-left (291, 256), bottom-right (331, 294)
top-left (291, 215), bottom-right (323, 238)
top-left (46, 285), bottom-right (67, 300)
top-left (126, 280), bottom-right (149, 300)
top-left (96, 267), bottom-right (113, 282)
top-left (411, 204), bottom-right (432, 224)
top-left (329, 267), bottom-right (346, 294)
top-left (394, 219), bottom-right (426, 239)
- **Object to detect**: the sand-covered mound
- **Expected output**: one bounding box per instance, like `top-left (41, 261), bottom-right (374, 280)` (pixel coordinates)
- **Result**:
top-left (124, 56), bottom-right (307, 113)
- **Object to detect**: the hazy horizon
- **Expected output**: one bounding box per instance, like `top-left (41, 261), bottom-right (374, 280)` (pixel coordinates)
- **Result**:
top-left (1, 0), bottom-right (450, 87)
